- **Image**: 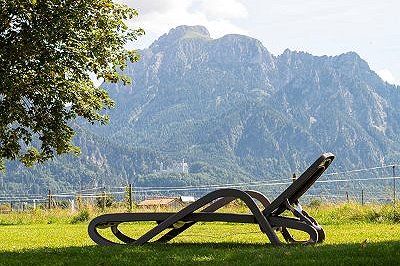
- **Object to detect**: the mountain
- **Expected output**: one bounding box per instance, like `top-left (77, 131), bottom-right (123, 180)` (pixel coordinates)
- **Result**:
top-left (2, 25), bottom-right (400, 194)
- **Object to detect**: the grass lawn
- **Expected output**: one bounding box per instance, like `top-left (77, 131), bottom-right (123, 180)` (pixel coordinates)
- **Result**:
top-left (1, 222), bottom-right (400, 265)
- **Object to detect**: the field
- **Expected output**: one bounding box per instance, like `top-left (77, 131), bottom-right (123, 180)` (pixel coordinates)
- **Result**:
top-left (1, 203), bottom-right (400, 265)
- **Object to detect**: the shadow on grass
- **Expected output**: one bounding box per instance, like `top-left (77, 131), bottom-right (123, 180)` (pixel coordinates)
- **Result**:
top-left (1, 241), bottom-right (400, 266)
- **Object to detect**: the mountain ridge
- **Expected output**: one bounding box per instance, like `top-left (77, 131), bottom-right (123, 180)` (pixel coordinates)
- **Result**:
top-left (2, 25), bottom-right (400, 194)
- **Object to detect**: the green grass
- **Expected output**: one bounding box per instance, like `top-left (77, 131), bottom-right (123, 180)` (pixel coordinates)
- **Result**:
top-left (2, 202), bottom-right (400, 225)
top-left (1, 203), bottom-right (400, 265)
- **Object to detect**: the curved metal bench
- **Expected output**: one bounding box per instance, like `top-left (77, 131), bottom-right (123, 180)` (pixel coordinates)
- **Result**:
top-left (88, 152), bottom-right (334, 245)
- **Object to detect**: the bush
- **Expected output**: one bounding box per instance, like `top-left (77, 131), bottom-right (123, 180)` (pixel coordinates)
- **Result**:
top-left (70, 209), bottom-right (90, 224)
top-left (308, 199), bottom-right (323, 208)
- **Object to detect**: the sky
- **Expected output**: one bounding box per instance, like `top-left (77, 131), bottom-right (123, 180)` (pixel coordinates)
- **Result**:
top-left (123, 0), bottom-right (399, 85)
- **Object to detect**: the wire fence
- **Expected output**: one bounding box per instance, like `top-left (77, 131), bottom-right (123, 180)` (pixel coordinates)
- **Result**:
top-left (0, 164), bottom-right (399, 212)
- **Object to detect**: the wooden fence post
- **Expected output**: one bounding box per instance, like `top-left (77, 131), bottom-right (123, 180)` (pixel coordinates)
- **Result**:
top-left (128, 183), bottom-right (133, 212)
top-left (102, 190), bottom-right (106, 211)
top-left (48, 189), bottom-right (52, 210)
top-left (361, 189), bottom-right (364, 205)
top-left (393, 165), bottom-right (396, 205)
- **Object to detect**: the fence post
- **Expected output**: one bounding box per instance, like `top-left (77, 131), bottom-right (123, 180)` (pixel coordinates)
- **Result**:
top-left (48, 189), bottom-right (52, 210)
top-left (102, 190), bottom-right (106, 211)
top-left (361, 189), bottom-right (364, 205)
top-left (393, 165), bottom-right (396, 205)
top-left (70, 199), bottom-right (75, 212)
top-left (128, 183), bottom-right (133, 212)
top-left (346, 191), bottom-right (349, 203)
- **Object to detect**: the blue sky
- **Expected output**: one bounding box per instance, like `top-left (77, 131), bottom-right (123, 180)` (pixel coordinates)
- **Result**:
top-left (125, 0), bottom-right (399, 85)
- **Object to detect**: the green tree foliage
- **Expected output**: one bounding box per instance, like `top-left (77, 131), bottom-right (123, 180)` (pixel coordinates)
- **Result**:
top-left (0, 0), bottom-right (144, 170)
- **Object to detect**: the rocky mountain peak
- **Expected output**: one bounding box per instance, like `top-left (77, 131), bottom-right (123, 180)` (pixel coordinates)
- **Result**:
top-left (333, 51), bottom-right (371, 73)
top-left (150, 25), bottom-right (211, 51)
top-left (209, 34), bottom-right (273, 66)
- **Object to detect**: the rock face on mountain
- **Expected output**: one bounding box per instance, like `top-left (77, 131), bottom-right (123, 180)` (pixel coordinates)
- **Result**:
top-left (2, 25), bottom-right (400, 193)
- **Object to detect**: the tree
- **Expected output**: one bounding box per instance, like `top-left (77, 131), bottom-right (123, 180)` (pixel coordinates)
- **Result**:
top-left (0, 0), bottom-right (144, 170)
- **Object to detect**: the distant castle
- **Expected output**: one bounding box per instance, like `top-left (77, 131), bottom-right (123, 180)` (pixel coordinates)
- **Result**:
top-left (158, 159), bottom-right (189, 174)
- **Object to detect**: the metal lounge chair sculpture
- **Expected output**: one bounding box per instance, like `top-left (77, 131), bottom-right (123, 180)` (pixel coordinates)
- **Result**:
top-left (88, 152), bottom-right (334, 246)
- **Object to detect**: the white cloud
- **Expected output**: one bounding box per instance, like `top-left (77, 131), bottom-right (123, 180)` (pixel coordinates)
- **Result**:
top-left (199, 0), bottom-right (248, 19)
top-left (377, 69), bottom-right (398, 85)
top-left (123, 0), bottom-right (248, 44)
